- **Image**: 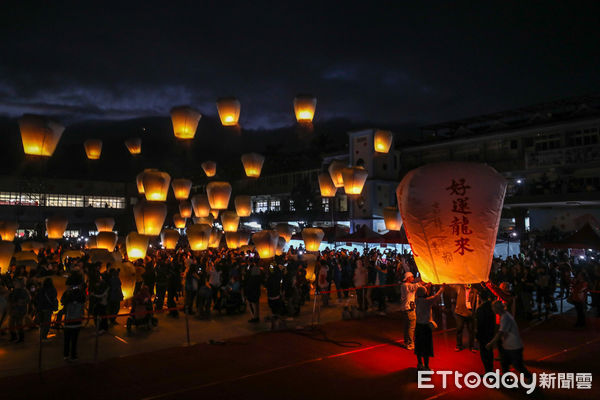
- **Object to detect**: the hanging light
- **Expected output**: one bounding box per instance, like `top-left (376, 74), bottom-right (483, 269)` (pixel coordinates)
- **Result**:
top-left (95, 217), bottom-right (115, 233)
top-left (133, 201), bottom-right (167, 236)
top-left (206, 181), bottom-right (232, 210)
top-left (341, 167), bottom-right (368, 196)
top-left (221, 211), bottom-right (239, 232)
top-left (201, 161), bottom-right (217, 177)
top-left (125, 137), bottom-right (141, 155)
top-left (179, 200), bottom-right (193, 218)
top-left (126, 232), bottom-right (149, 261)
top-left (241, 153), bottom-right (265, 178)
top-left (275, 223), bottom-right (294, 243)
top-left (209, 228), bottom-right (223, 248)
top-left (96, 232), bottom-right (117, 251)
top-left (173, 214), bottom-right (187, 229)
top-left (374, 130), bottom-right (393, 153)
top-left (252, 230), bottom-right (279, 259)
top-left (0, 221), bottom-right (18, 241)
top-left (186, 224), bottom-right (212, 251)
top-left (216, 97), bottom-right (241, 126)
top-left (191, 194), bottom-right (211, 217)
top-left (83, 139), bottom-right (102, 160)
top-left (318, 173), bottom-right (337, 197)
top-left (383, 206), bottom-right (402, 231)
top-left (193, 216), bottom-right (214, 226)
top-left (142, 170), bottom-right (171, 201)
top-left (328, 160), bottom-right (346, 188)
top-left (234, 195), bottom-right (252, 217)
top-left (171, 178), bottom-right (192, 200)
top-left (302, 228), bottom-right (324, 252)
top-left (0, 241), bottom-right (15, 273)
top-left (170, 106), bottom-right (202, 139)
top-left (293, 94), bottom-right (317, 123)
top-left (46, 216), bottom-right (68, 239)
top-left (18, 114), bottom-right (64, 156)
top-left (161, 229), bottom-right (180, 250)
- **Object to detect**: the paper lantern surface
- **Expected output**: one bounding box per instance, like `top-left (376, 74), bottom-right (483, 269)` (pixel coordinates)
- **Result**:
top-left (170, 106), bottom-right (202, 139)
top-left (216, 97), bottom-right (241, 126)
top-left (172, 178), bottom-right (192, 200)
top-left (179, 201), bottom-right (193, 218)
top-left (293, 95), bottom-right (317, 123)
top-left (96, 232), bottom-right (117, 251)
top-left (0, 221), bottom-right (18, 241)
top-left (209, 228), bottom-right (223, 248)
top-left (136, 169), bottom-right (156, 194)
top-left (18, 114), bottom-right (64, 156)
top-left (318, 173), bottom-right (337, 197)
top-left (302, 228), bottom-right (324, 252)
top-left (133, 201), bottom-right (167, 236)
top-left (0, 241), bottom-right (15, 273)
top-left (383, 207), bottom-right (402, 231)
top-left (275, 236), bottom-right (286, 256)
top-left (397, 162), bottom-right (507, 284)
top-left (191, 194), bottom-right (211, 217)
top-left (241, 153), bottom-right (265, 178)
top-left (341, 167), bottom-right (368, 196)
top-left (46, 216), bottom-right (68, 239)
top-left (252, 230), bottom-right (279, 259)
top-left (142, 170), bottom-right (171, 201)
top-left (201, 161), bottom-right (217, 177)
top-left (84, 139), bottom-right (103, 160)
top-left (161, 229), bottom-right (180, 250)
top-left (374, 130), bottom-right (393, 153)
top-left (126, 232), bottom-right (149, 260)
top-left (125, 137), bottom-right (142, 155)
top-left (193, 216), bottom-right (214, 226)
top-left (275, 223), bottom-right (294, 243)
top-left (234, 195), bottom-right (252, 217)
top-left (187, 224), bottom-right (212, 251)
top-left (328, 160), bottom-right (346, 188)
top-left (221, 211), bottom-right (239, 232)
top-left (95, 217), bottom-right (115, 233)
top-left (206, 181), bottom-right (232, 210)
top-left (173, 214), bottom-right (187, 229)
top-left (226, 231), bottom-right (248, 249)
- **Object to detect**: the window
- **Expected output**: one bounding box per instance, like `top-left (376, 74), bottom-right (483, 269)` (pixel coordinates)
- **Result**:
top-left (254, 200), bottom-right (268, 213)
top-left (46, 194), bottom-right (84, 208)
top-left (322, 198), bottom-right (330, 212)
top-left (0, 192), bottom-right (125, 208)
top-left (270, 199), bottom-right (280, 211)
top-left (289, 200), bottom-right (295, 211)
top-left (338, 197), bottom-right (348, 212)
top-left (85, 196), bottom-right (125, 209)
top-left (64, 230), bottom-right (80, 238)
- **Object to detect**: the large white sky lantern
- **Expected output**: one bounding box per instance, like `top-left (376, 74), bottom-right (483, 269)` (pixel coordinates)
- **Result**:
top-left (206, 181), bottom-right (232, 210)
top-left (341, 167), bottom-right (368, 196)
top-left (328, 160), bottom-right (346, 188)
top-left (397, 162), bottom-right (507, 284)
top-left (170, 106), bottom-right (202, 140)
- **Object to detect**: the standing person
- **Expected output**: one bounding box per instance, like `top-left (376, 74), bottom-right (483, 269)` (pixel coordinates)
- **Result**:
top-left (317, 261), bottom-right (330, 307)
top-left (8, 278), bottom-right (30, 343)
top-left (414, 284), bottom-right (445, 371)
top-left (36, 277), bottom-right (58, 341)
top-left (266, 265), bottom-right (284, 319)
top-left (245, 263), bottom-right (262, 323)
top-left (400, 272), bottom-right (420, 350)
top-left (569, 271), bottom-right (588, 327)
top-left (453, 284), bottom-right (476, 352)
top-left (208, 262), bottom-right (222, 311)
top-left (154, 260), bottom-right (169, 311)
top-left (107, 269), bottom-right (123, 326)
top-left (353, 257), bottom-right (368, 311)
top-left (61, 282), bottom-right (86, 361)
top-left (90, 278), bottom-right (109, 334)
top-left (486, 300), bottom-right (533, 381)
top-left (0, 282), bottom-right (8, 336)
top-left (476, 290), bottom-right (496, 373)
top-left (167, 259), bottom-right (182, 317)
top-left (184, 267), bottom-right (199, 315)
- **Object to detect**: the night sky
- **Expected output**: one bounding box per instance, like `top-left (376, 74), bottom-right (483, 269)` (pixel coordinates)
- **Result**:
top-left (1, 1), bottom-right (599, 129)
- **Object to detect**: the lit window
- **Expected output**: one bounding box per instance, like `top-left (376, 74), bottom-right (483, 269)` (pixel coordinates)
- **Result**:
top-left (254, 200), bottom-right (268, 213)
top-left (289, 200), bottom-right (295, 211)
top-left (270, 199), bottom-right (280, 211)
top-left (322, 198), bottom-right (330, 212)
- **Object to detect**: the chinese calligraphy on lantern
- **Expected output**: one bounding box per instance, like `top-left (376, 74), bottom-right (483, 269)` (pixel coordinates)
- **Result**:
top-left (447, 178), bottom-right (473, 255)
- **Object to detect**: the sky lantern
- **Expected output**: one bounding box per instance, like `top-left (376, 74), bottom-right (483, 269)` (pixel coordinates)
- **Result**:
top-left (275, 236), bottom-right (286, 256)
top-left (171, 178), bottom-right (192, 200)
top-left (383, 206), bottom-right (402, 231)
top-left (328, 160), bottom-right (346, 188)
top-left (397, 162), bottom-right (507, 284)
top-left (275, 223), bottom-right (294, 243)
top-left (237, 232), bottom-right (250, 247)
top-left (161, 229), bottom-right (180, 250)
top-left (0, 241), bottom-right (15, 273)
top-left (225, 232), bottom-right (240, 249)
top-left (341, 167), bottom-right (368, 196)
top-left (293, 94), bottom-right (317, 123)
top-left (95, 217), bottom-right (115, 233)
top-left (187, 223), bottom-right (212, 251)
top-left (125, 137), bottom-right (142, 155)
top-left (318, 172), bottom-right (337, 197)
top-left (126, 232), bottom-right (149, 261)
top-left (209, 228), bottom-right (222, 248)
top-left (96, 231), bottom-right (117, 251)
top-left (118, 262), bottom-right (137, 300)
top-left (193, 216), bottom-right (214, 226)
top-left (173, 214), bottom-right (187, 229)
top-left (241, 153), bottom-right (265, 178)
top-left (18, 114), bottom-right (65, 156)
top-left (206, 181), bottom-right (232, 210)
top-left (191, 194), bottom-right (211, 217)
top-left (302, 228), bottom-right (324, 252)
top-left (179, 200), bottom-right (193, 218)
top-left (0, 221), bottom-right (18, 241)
top-left (46, 216), bottom-right (68, 239)
top-left (221, 211), bottom-right (239, 232)
top-left (216, 97), bottom-right (241, 126)
top-left (374, 130), bottom-right (393, 153)
top-left (142, 170), bottom-right (171, 201)
top-left (252, 230), bottom-right (279, 259)
top-left (210, 209), bottom-right (220, 219)
top-left (170, 106), bottom-right (202, 139)
top-left (83, 139), bottom-right (103, 160)
top-left (234, 195), bottom-right (252, 217)
top-left (133, 201), bottom-right (167, 236)
top-left (87, 236), bottom-right (98, 249)
top-left (201, 161), bottom-right (217, 177)
top-left (21, 241), bottom-right (43, 254)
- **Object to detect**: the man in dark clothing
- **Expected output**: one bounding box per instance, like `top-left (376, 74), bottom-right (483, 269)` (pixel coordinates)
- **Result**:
top-left (476, 289), bottom-right (496, 373)
top-left (36, 277), bottom-right (58, 340)
top-left (167, 262), bottom-right (181, 317)
top-left (154, 262), bottom-right (169, 310)
top-left (107, 269), bottom-right (124, 325)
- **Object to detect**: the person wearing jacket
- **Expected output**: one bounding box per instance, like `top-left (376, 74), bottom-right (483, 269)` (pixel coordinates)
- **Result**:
top-left (107, 268), bottom-right (124, 325)
top-left (36, 277), bottom-right (58, 341)
top-left (453, 284), bottom-right (478, 352)
top-left (91, 278), bottom-right (109, 334)
top-left (61, 283), bottom-right (86, 361)
top-left (245, 263), bottom-right (262, 323)
top-left (8, 278), bottom-right (30, 343)
top-left (476, 289), bottom-right (496, 372)
top-left (353, 257), bottom-right (368, 311)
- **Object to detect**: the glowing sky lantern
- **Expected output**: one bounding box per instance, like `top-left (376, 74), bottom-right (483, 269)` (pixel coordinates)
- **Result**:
top-left (136, 169), bottom-right (157, 194)
top-left (179, 200), bottom-right (193, 218)
top-left (383, 206), bottom-right (402, 231)
top-left (209, 228), bottom-right (223, 248)
top-left (293, 94), bottom-right (317, 123)
top-left (96, 231), bottom-right (117, 251)
top-left (252, 230), bottom-right (279, 259)
top-left (237, 232), bottom-right (250, 247)
top-left (302, 228), bottom-right (324, 252)
top-left (225, 232), bottom-right (241, 249)
top-left (95, 217), bottom-right (115, 233)
top-left (0, 221), bottom-right (18, 241)
top-left (201, 161), bottom-right (217, 177)
top-left (171, 178), bottom-right (192, 200)
top-left (118, 262), bottom-right (137, 300)
top-left (328, 160), bottom-right (346, 188)
top-left (275, 236), bottom-right (286, 256)
top-left (193, 216), bottom-right (214, 226)
top-left (18, 114), bottom-right (64, 156)
top-left (187, 224), bottom-right (212, 251)
top-left (341, 167), bottom-right (368, 196)
top-left (221, 211), bottom-right (239, 232)
top-left (170, 106), bottom-right (202, 139)
top-left (210, 209), bottom-right (220, 219)
top-left (83, 139), bottom-right (103, 160)
top-left (0, 241), bottom-right (15, 273)
top-left (173, 213), bottom-right (187, 229)
top-left (216, 97), bottom-right (241, 126)
top-left (374, 130), bottom-right (393, 153)
top-left (275, 223), bottom-right (294, 243)
top-left (161, 229), bottom-right (180, 250)
top-left (21, 241), bottom-right (43, 254)
top-left (125, 137), bottom-right (142, 155)
top-left (318, 173), bottom-right (337, 197)
top-left (397, 162), bottom-right (507, 284)
top-left (206, 181), bottom-right (232, 210)
top-left (46, 216), bottom-right (68, 239)
top-left (234, 195), bottom-right (252, 217)
top-left (126, 232), bottom-right (149, 261)
top-left (191, 194), bottom-right (211, 217)
top-left (133, 201), bottom-right (167, 236)
top-left (142, 170), bottom-right (171, 201)
top-left (241, 153), bottom-right (265, 178)
top-left (87, 236), bottom-right (98, 249)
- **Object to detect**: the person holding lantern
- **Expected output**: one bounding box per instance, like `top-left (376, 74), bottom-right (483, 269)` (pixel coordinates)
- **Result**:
top-left (414, 283), bottom-right (445, 371)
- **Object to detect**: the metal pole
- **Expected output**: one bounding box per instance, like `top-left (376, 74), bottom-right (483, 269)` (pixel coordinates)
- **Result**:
top-left (311, 290), bottom-right (318, 327)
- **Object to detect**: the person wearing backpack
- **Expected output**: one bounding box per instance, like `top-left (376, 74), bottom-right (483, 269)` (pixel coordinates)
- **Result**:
top-left (36, 277), bottom-right (58, 341)
top-left (61, 283), bottom-right (86, 361)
